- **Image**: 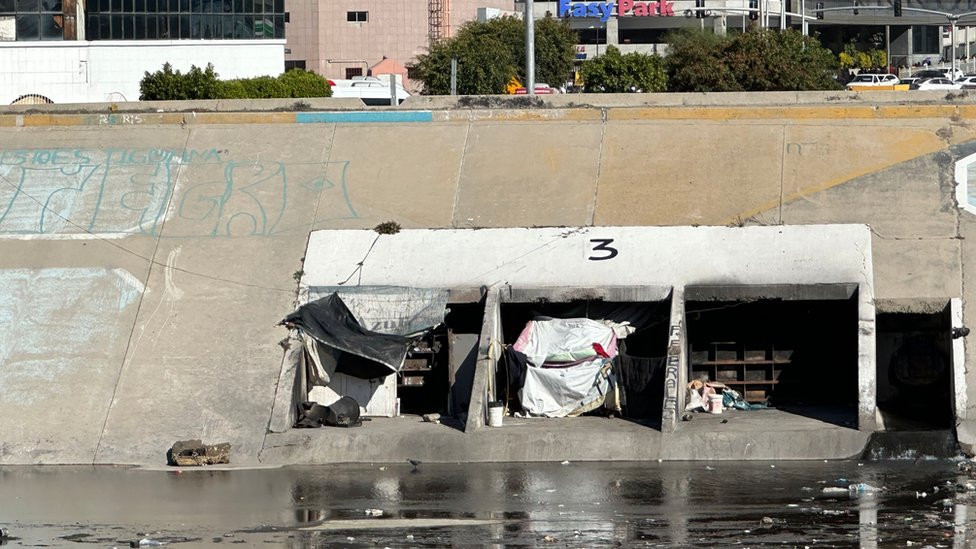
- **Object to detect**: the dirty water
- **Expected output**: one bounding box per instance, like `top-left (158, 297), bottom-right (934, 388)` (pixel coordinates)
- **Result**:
top-left (2, 460), bottom-right (976, 547)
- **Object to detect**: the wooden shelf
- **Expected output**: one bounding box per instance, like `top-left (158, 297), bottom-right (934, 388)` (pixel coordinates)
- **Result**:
top-left (689, 341), bottom-right (794, 403)
top-left (698, 360), bottom-right (791, 365)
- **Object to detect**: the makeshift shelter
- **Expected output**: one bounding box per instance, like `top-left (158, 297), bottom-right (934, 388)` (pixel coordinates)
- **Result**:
top-left (280, 288), bottom-right (448, 418)
top-left (506, 318), bottom-right (629, 418)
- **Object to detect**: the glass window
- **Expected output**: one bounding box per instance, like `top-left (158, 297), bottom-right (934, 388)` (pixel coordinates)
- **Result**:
top-left (122, 0), bottom-right (132, 11)
top-left (178, 13), bottom-right (188, 36)
top-left (0, 0), bottom-right (14, 12)
top-left (272, 0), bottom-right (281, 12)
top-left (221, 14), bottom-right (232, 36)
top-left (189, 13), bottom-right (199, 36)
top-left (346, 11), bottom-right (366, 22)
top-left (98, 0), bottom-right (109, 12)
top-left (39, 12), bottom-right (61, 38)
top-left (273, 13), bottom-right (282, 38)
top-left (262, 0), bottom-right (270, 12)
top-left (121, 14), bottom-right (132, 36)
top-left (16, 0), bottom-right (38, 10)
top-left (146, 14), bottom-right (157, 37)
top-left (110, 14), bottom-right (121, 36)
top-left (98, 13), bottom-right (109, 36)
top-left (134, 14), bottom-right (144, 36)
top-left (110, 0), bottom-right (120, 11)
top-left (85, 14), bottom-right (97, 36)
top-left (40, 0), bottom-right (60, 11)
top-left (232, 0), bottom-right (240, 12)
top-left (16, 13), bottom-right (37, 38)
top-left (191, 0), bottom-right (201, 13)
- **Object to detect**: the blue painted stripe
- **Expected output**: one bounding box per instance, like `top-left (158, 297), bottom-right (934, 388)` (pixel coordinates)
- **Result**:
top-left (296, 111), bottom-right (433, 124)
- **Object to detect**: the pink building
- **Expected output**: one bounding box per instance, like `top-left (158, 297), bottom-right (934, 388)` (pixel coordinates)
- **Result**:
top-left (286, 0), bottom-right (517, 90)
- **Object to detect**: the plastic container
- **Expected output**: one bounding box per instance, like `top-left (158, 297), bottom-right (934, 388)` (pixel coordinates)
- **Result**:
top-left (488, 401), bottom-right (504, 427)
top-left (708, 393), bottom-right (724, 414)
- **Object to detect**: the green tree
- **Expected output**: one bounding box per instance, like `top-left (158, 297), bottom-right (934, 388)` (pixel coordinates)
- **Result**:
top-left (724, 29), bottom-right (839, 90)
top-left (414, 15), bottom-right (576, 95)
top-left (663, 29), bottom-right (741, 92)
top-left (581, 45), bottom-right (667, 92)
top-left (664, 29), bottom-right (840, 92)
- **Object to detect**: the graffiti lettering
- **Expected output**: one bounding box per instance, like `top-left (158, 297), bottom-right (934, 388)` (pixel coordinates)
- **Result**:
top-left (661, 322), bottom-right (681, 424)
top-left (0, 148), bottom-right (358, 238)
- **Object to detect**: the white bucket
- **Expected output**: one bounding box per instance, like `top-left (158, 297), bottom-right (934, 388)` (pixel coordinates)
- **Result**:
top-left (488, 402), bottom-right (504, 427)
top-left (708, 394), bottom-right (724, 414)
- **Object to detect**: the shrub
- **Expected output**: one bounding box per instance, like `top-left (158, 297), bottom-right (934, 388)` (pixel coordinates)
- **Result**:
top-left (581, 45), bottom-right (667, 93)
top-left (278, 69), bottom-right (332, 98)
top-left (140, 64), bottom-right (333, 100)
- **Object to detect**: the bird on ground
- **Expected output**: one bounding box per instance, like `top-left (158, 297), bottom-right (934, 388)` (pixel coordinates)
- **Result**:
top-left (407, 459), bottom-right (422, 471)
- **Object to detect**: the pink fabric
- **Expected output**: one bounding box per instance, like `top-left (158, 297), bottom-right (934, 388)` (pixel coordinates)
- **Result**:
top-left (513, 321), bottom-right (534, 353)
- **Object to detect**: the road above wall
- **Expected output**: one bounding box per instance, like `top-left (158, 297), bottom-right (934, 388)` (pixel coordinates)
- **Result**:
top-left (0, 92), bottom-right (973, 465)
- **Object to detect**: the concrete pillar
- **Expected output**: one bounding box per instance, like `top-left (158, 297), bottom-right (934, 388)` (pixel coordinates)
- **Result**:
top-left (465, 285), bottom-right (501, 432)
top-left (857, 282), bottom-right (879, 431)
top-left (713, 14), bottom-right (727, 36)
top-left (907, 26), bottom-right (914, 65)
top-left (661, 286), bottom-right (685, 434)
top-left (952, 298), bottom-right (968, 423)
top-left (606, 16), bottom-right (619, 46)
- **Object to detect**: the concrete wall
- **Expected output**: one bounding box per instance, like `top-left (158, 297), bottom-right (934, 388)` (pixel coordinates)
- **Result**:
top-left (0, 95), bottom-right (974, 464)
top-left (0, 40), bottom-right (285, 105)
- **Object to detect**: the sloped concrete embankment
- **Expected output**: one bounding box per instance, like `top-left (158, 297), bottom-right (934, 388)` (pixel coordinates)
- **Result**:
top-left (0, 94), bottom-right (974, 465)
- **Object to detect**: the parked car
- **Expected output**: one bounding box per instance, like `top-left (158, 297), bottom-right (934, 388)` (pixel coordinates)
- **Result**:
top-left (956, 75), bottom-right (976, 89)
top-left (514, 83), bottom-right (561, 95)
top-left (329, 78), bottom-right (411, 105)
top-left (910, 77), bottom-right (963, 90)
top-left (845, 73), bottom-right (900, 89)
top-left (899, 77), bottom-right (921, 88)
top-left (913, 68), bottom-right (965, 81)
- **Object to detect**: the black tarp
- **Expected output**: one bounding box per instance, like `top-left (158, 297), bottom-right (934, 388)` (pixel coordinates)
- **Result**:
top-left (281, 293), bottom-right (415, 379)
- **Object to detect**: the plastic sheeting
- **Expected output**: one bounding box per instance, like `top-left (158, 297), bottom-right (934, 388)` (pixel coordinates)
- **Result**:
top-left (308, 286), bottom-right (449, 337)
top-left (282, 293), bottom-right (415, 379)
top-left (520, 357), bottom-right (613, 417)
top-left (514, 318), bottom-right (618, 366)
top-left (514, 318), bottom-right (619, 417)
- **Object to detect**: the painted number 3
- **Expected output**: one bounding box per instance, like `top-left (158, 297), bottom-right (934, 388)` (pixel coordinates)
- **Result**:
top-left (588, 238), bottom-right (618, 261)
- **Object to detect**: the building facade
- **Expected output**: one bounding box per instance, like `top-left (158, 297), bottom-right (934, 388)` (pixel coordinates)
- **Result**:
top-left (0, 0), bottom-right (285, 104)
top-left (284, 0), bottom-right (517, 89)
top-left (539, 0), bottom-right (975, 68)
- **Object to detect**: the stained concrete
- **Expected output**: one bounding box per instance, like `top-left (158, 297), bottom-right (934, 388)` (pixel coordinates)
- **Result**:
top-left (260, 410), bottom-right (870, 464)
top-left (0, 95), bottom-right (975, 464)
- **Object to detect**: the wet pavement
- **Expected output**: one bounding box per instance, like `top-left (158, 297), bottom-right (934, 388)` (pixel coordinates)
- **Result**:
top-left (3, 459), bottom-right (976, 547)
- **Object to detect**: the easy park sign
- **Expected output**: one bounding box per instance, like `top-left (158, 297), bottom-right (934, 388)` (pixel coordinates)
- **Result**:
top-left (557, 0), bottom-right (676, 22)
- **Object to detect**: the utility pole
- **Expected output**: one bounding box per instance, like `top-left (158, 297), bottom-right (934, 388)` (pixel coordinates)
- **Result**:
top-left (525, 0), bottom-right (535, 94)
top-left (450, 56), bottom-right (457, 95)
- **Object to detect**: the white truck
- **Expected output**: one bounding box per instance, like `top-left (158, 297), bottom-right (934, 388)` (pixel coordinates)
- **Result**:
top-left (328, 76), bottom-right (411, 105)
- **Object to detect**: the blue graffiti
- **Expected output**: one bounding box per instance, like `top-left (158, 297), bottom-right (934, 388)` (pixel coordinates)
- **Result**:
top-left (0, 148), bottom-right (358, 237)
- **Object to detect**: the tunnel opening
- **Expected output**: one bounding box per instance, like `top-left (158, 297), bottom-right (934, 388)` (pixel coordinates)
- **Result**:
top-left (685, 294), bottom-right (859, 427)
top-left (875, 307), bottom-right (953, 430)
top-left (496, 294), bottom-right (672, 425)
top-left (396, 301), bottom-right (485, 418)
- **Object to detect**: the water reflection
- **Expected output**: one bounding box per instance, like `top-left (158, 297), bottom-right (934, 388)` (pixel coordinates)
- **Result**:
top-left (3, 461), bottom-right (976, 546)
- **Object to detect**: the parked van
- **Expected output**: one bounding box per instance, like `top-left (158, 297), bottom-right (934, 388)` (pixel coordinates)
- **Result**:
top-left (328, 77), bottom-right (410, 105)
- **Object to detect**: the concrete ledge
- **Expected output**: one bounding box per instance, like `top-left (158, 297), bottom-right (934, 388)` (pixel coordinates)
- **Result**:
top-left (259, 411), bottom-right (870, 465)
top-left (4, 90), bottom-right (976, 119)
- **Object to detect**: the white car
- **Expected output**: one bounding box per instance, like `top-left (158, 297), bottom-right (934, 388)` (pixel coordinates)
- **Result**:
top-left (845, 73), bottom-right (900, 89)
top-left (910, 77), bottom-right (963, 91)
top-left (328, 78), bottom-right (411, 105)
top-left (956, 75), bottom-right (976, 89)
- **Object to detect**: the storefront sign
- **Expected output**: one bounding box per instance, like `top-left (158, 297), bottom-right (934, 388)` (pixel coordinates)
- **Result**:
top-left (557, 0), bottom-right (675, 22)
